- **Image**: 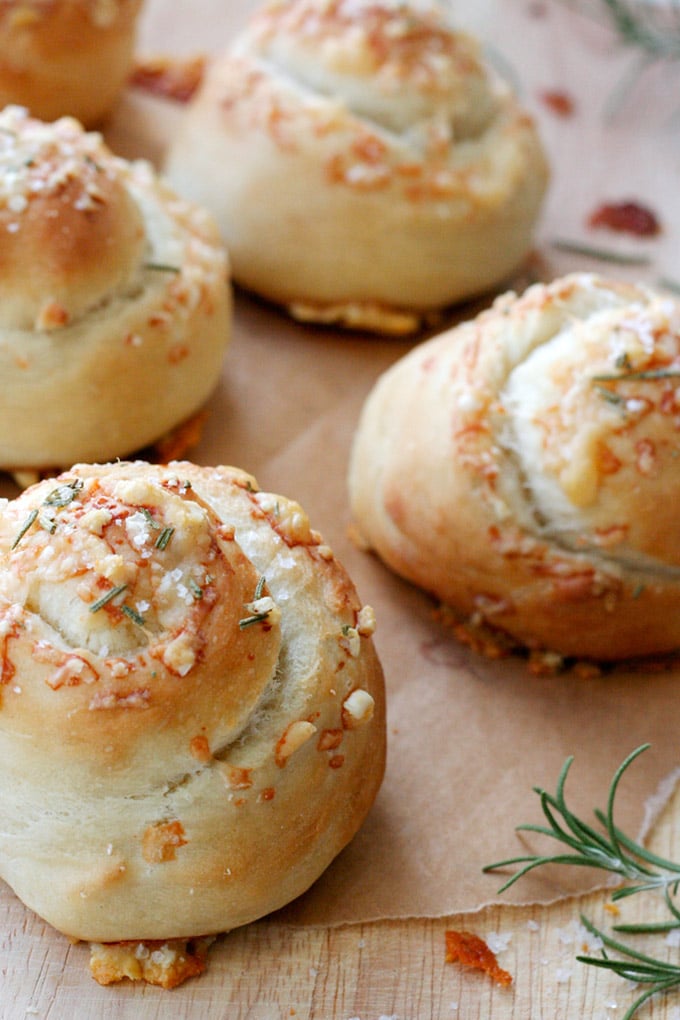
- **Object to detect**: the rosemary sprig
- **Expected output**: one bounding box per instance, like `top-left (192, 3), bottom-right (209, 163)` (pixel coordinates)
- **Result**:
top-left (484, 744), bottom-right (680, 899)
top-left (570, 0), bottom-right (680, 61)
top-left (558, 0), bottom-right (680, 119)
top-left (484, 744), bottom-right (680, 1018)
top-left (576, 915), bottom-right (680, 1020)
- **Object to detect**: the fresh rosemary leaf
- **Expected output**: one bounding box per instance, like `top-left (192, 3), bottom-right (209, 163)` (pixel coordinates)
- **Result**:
top-left (576, 915), bottom-right (680, 1020)
top-left (614, 919), bottom-right (680, 935)
top-left (484, 745), bottom-right (660, 891)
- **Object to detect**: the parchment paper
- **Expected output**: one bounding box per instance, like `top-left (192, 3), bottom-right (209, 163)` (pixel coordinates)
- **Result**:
top-left (5, 0), bottom-right (680, 928)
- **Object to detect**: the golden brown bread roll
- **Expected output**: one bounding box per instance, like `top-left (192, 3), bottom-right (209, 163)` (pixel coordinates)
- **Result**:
top-left (0, 0), bottom-right (143, 126)
top-left (0, 460), bottom-right (385, 949)
top-left (164, 0), bottom-right (548, 335)
top-left (0, 106), bottom-right (231, 474)
top-left (349, 273), bottom-right (680, 661)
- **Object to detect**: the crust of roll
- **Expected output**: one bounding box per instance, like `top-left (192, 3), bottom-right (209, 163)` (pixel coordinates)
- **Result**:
top-left (164, 0), bottom-right (548, 334)
top-left (0, 106), bottom-right (231, 471)
top-left (0, 0), bottom-right (143, 126)
top-left (349, 273), bottom-right (680, 661)
top-left (0, 460), bottom-right (385, 942)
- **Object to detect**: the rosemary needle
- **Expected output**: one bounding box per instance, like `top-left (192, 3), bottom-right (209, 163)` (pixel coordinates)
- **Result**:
top-left (551, 238), bottom-right (651, 267)
top-left (89, 584), bottom-right (128, 614)
top-left (145, 262), bottom-right (181, 273)
top-left (593, 368), bottom-right (680, 383)
top-left (10, 509), bottom-right (38, 550)
top-left (238, 576), bottom-right (271, 629)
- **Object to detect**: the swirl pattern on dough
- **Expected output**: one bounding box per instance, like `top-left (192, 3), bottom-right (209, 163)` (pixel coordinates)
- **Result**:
top-left (0, 460), bottom-right (385, 942)
top-left (0, 106), bottom-right (231, 472)
top-left (349, 273), bottom-right (680, 660)
top-left (165, 0), bottom-right (548, 334)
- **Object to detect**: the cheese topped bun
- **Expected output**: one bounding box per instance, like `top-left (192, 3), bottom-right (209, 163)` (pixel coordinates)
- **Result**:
top-left (0, 0), bottom-right (143, 126)
top-left (349, 273), bottom-right (680, 660)
top-left (165, 0), bottom-right (548, 335)
top-left (0, 106), bottom-right (231, 474)
top-left (0, 461), bottom-right (385, 960)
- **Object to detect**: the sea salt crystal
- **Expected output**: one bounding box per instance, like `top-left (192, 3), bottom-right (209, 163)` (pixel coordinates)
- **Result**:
top-left (486, 931), bottom-right (511, 954)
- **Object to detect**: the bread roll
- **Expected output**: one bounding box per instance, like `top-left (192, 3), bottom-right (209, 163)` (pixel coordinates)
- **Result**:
top-left (349, 273), bottom-right (680, 661)
top-left (0, 106), bottom-right (231, 473)
top-left (0, 460), bottom-right (385, 945)
top-left (0, 0), bottom-right (143, 126)
top-left (164, 0), bottom-right (548, 335)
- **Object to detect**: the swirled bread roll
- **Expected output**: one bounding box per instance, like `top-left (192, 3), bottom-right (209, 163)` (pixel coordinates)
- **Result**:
top-left (0, 106), bottom-right (230, 473)
top-left (349, 273), bottom-right (680, 661)
top-left (164, 0), bottom-right (548, 335)
top-left (0, 460), bottom-right (385, 954)
top-left (0, 0), bottom-right (143, 126)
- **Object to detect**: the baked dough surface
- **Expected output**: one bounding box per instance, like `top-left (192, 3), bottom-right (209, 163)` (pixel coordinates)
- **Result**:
top-left (0, 106), bottom-right (231, 471)
top-left (165, 0), bottom-right (548, 334)
top-left (0, 460), bottom-right (385, 942)
top-left (0, 0), bottom-right (143, 125)
top-left (349, 273), bottom-right (680, 660)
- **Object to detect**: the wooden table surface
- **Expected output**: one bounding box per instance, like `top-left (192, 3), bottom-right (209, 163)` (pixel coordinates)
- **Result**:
top-left (4, 0), bottom-right (680, 1017)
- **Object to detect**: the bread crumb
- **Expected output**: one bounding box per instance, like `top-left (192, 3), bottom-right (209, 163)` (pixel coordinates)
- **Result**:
top-left (89, 936), bottom-right (215, 988)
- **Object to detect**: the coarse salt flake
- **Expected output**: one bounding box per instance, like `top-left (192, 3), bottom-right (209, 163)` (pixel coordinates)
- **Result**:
top-left (486, 931), bottom-right (511, 954)
top-left (7, 193), bottom-right (27, 213)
